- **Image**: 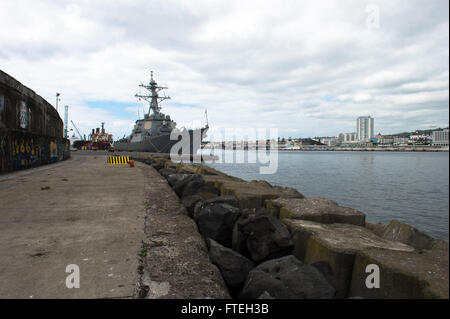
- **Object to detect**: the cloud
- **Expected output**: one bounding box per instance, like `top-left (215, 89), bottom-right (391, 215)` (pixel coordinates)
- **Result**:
top-left (0, 0), bottom-right (448, 140)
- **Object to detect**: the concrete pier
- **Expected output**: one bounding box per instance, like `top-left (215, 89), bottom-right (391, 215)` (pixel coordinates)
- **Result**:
top-left (0, 152), bottom-right (227, 298)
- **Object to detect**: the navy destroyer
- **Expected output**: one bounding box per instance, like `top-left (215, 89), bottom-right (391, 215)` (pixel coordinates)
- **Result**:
top-left (114, 71), bottom-right (208, 154)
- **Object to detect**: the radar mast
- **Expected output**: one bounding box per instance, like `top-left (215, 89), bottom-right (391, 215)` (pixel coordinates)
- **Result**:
top-left (135, 71), bottom-right (171, 118)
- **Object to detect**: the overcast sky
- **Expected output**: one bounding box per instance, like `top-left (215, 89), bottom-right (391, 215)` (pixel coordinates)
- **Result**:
top-left (0, 0), bottom-right (448, 140)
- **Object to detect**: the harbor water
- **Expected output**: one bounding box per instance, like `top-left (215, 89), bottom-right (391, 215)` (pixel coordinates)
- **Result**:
top-left (205, 149), bottom-right (449, 241)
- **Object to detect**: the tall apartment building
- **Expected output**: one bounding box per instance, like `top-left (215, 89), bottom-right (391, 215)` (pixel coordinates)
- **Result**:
top-left (356, 116), bottom-right (374, 142)
top-left (432, 129), bottom-right (449, 146)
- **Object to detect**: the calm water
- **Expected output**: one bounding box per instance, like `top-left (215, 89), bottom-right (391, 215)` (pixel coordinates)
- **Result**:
top-left (204, 150), bottom-right (449, 241)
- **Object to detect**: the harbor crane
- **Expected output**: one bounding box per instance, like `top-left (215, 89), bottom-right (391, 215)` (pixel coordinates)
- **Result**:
top-left (71, 120), bottom-right (85, 140)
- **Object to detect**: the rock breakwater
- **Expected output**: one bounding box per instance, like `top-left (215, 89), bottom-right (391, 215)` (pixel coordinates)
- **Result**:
top-left (134, 154), bottom-right (448, 299)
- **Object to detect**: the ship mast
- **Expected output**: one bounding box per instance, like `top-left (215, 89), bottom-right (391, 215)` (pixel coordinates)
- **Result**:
top-left (135, 71), bottom-right (171, 118)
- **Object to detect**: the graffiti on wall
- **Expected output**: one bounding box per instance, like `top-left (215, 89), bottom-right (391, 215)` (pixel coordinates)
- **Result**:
top-left (18, 101), bottom-right (29, 129)
top-left (11, 135), bottom-right (38, 169)
top-left (49, 140), bottom-right (58, 163)
top-left (1, 130), bottom-right (70, 174)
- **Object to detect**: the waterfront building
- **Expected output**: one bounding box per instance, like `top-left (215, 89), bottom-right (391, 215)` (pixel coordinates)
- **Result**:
top-left (432, 129), bottom-right (449, 146)
top-left (343, 132), bottom-right (357, 143)
top-left (356, 116), bottom-right (374, 142)
top-left (393, 136), bottom-right (409, 145)
top-left (300, 138), bottom-right (325, 146)
top-left (376, 133), bottom-right (394, 145)
top-left (409, 134), bottom-right (432, 145)
top-left (318, 136), bottom-right (339, 146)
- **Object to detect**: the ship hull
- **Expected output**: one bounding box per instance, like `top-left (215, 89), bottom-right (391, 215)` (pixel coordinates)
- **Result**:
top-left (114, 127), bottom-right (208, 155)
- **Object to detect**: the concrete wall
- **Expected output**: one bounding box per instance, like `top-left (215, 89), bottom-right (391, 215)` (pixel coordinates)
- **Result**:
top-left (0, 70), bottom-right (70, 174)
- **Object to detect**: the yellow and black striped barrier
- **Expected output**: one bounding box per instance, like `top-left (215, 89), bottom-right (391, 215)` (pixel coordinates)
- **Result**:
top-left (107, 156), bottom-right (130, 165)
top-left (82, 146), bottom-right (87, 150)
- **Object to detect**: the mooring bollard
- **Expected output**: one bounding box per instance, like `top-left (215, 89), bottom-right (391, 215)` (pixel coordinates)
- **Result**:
top-left (128, 160), bottom-right (135, 167)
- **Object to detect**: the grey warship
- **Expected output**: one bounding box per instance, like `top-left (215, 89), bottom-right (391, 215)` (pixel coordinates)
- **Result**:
top-left (114, 71), bottom-right (208, 154)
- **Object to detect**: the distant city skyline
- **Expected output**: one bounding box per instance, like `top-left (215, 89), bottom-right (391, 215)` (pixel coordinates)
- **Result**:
top-left (276, 123), bottom-right (449, 141)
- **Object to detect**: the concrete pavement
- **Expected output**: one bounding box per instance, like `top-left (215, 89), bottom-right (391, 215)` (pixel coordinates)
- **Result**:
top-left (0, 153), bottom-right (147, 298)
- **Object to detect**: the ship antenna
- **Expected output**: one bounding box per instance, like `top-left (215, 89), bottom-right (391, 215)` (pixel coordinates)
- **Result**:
top-left (205, 109), bottom-right (209, 128)
top-left (135, 71), bottom-right (171, 117)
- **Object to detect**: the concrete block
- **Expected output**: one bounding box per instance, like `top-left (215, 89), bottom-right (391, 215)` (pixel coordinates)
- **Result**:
top-left (163, 160), bottom-right (178, 170)
top-left (349, 247), bottom-right (449, 299)
top-left (282, 219), bottom-right (414, 298)
top-left (195, 165), bottom-right (223, 176)
top-left (381, 219), bottom-right (434, 251)
top-left (218, 179), bottom-right (304, 209)
top-left (266, 197), bottom-right (365, 226)
top-left (365, 222), bottom-right (387, 237)
top-left (202, 175), bottom-right (243, 190)
top-left (176, 163), bottom-right (198, 174)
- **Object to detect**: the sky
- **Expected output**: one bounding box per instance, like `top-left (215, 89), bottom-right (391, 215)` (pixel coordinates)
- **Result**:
top-left (0, 0), bottom-right (448, 141)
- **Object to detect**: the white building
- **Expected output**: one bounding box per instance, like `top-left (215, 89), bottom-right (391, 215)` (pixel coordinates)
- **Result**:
top-left (393, 136), bottom-right (409, 145)
top-left (319, 137), bottom-right (339, 146)
top-left (356, 116), bottom-right (374, 142)
top-left (376, 134), bottom-right (394, 145)
top-left (432, 129), bottom-right (449, 146)
top-left (409, 134), bottom-right (432, 145)
top-left (343, 132), bottom-right (357, 143)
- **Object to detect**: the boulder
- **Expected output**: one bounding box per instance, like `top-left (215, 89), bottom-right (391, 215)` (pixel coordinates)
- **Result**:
top-left (207, 239), bottom-right (254, 290)
top-left (167, 173), bottom-right (191, 187)
top-left (265, 197), bottom-right (365, 227)
top-left (193, 201), bottom-right (207, 220)
top-left (258, 291), bottom-right (275, 299)
top-left (239, 255), bottom-right (336, 299)
top-left (192, 196), bottom-right (238, 221)
top-left (381, 219), bottom-right (434, 251)
top-left (158, 167), bottom-right (177, 179)
top-left (311, 261), bottom-right (337, 290)
top-left (195, 185), bottom-right (220, 200)
top-left (205, 195), bottom-right (239, 208)
top-left (282, 219), bottom-right (414, 298)
top-left (196, 203), bottom-right (240, 247)
top-left (181, 195), bottom-right (204, 218)
top-left (232, 208), bottom-right (293, 262)
top-left (182, 177), bottom-right (206, 198)
top-left (151, 162), bottom-right (165, 170)
top-left (173, 174), bottom-right (204, 197)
